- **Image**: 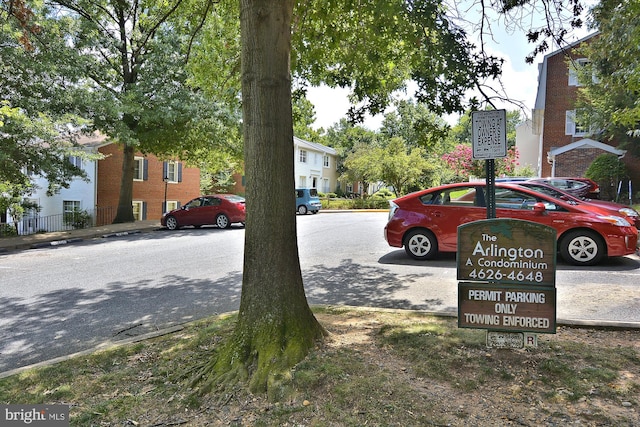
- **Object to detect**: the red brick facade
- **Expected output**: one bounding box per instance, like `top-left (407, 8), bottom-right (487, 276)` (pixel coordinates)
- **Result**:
top-left (538, 35), bottom-right (640, 198)
top-left (96, 143), bottom-right (201, 222)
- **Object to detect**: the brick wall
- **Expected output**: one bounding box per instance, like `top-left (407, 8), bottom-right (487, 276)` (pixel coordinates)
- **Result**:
top-left (97, 143), bottom-right (201, 222)
top-left (539, 38), bottom-right (640, 201)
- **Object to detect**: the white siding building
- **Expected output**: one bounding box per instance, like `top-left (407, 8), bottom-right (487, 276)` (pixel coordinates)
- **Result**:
top-left (293, 136), bottom-right (338, 193)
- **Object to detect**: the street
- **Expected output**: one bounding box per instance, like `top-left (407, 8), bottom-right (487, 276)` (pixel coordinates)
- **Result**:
top-left (1, 211), bottom-right (639, 374)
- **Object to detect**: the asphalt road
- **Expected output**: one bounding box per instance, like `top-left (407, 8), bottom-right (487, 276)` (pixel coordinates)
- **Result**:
top-left (1, 211), bottom-right (639, 374)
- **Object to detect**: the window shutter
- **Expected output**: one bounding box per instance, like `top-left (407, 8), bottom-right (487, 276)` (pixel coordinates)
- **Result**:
top-left (178, 163), bottom-right (183, 182)
top-left (163, 161), bottom-right (168, 180)
top-left (565, 111), bottom-right (575, 136)
top-left (162, 201), bottom-right (166, 214)
top-left (142, 202), bottom-right (147, 220)
top-left (143, 159), bottom-right (149, 181)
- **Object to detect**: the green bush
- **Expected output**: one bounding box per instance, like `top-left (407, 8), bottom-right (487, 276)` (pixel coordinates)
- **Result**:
top-left (370, 188), bottom-right (396, 200)
top-left (585, 154), bottom-right (628, 201)
top-left (0, 223), bottom-right (18, 237)
top-left (64, 209), bottom-right (93, 229)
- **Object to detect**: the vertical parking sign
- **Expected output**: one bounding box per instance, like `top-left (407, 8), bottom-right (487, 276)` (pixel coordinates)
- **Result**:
top-left (472, 109), bottom-right (507, 160)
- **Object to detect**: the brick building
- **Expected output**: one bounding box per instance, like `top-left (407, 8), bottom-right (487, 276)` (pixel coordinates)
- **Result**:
top-left (97, 142), bottom-right (201, 223)
top-left (529, 33), bottom-right (639, 198)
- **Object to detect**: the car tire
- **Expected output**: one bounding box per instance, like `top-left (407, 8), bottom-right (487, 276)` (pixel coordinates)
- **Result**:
top-left (297, 205), bottom-right (308, 215)
top-left (216, 213), bottom-right (231, 229)
top-left (404, 229), bottom-right (438, 260)
top-left (560, 230), bottom-right (605, 266)
top-left (165, 216), bottom-right (179, 230)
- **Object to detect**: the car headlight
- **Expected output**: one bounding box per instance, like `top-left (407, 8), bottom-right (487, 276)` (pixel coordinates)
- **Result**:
top-left (598, 215), bottom-right (631, 227)
top-left (618, 207), bottom-right (639, 218)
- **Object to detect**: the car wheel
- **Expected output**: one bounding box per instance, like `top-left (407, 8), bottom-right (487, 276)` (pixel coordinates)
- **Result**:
top-left (297, 205), bottom-right (308, 215)
top-left (165, 216), bottom-right (179, 230)
top-left (216, 213), bottom-right (231, 229)
top-left (560, 230), bottom-right (605, 266)
top-left (404, 229), bottom-right (438, 260)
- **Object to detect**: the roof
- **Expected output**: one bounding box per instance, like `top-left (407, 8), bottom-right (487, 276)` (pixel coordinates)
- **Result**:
top-left (534, 32), bottom-right (600, 111)
top-left (294, 136), bottom-right (337, 156)
top-left (75, 131), bottom-right (110, 148)
top-left (548, 138), bottom-right (626, 158)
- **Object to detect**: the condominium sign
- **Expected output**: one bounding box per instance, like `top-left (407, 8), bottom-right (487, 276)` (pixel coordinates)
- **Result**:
top-left (457, 219), bottom-right (556, 286)
top-left (457, 219), bottom-right (557, 334)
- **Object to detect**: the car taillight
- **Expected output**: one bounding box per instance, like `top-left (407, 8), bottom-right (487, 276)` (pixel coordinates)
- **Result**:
top-left (388, 201), bottom-right (399, 221)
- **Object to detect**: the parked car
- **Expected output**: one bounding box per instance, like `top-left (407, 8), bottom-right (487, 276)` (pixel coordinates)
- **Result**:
top-left (384, 182), bottom-right (638, 266)
top-left (529, 177), bottom-right (600, 198)
top-left (511, 181), bottom-right (640, 228)
top-left (161, 194), bottom-right (246, 230)
top-left (296, 188), bottom-right (321, 215)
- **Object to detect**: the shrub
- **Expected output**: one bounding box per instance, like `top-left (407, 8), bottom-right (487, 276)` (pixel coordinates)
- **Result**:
top-left (585, 154), bottom-right (628, 201)
top-left (64, 209), bottom-right (93, 229)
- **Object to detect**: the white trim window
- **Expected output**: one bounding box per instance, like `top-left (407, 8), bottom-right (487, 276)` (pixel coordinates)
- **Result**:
top-left (132, 201), bottom-right (145, 220)
top-left (63, 200), bottom-right (81, 214)
top-left (68, 155), bottom-right (82, 168)
top-left (165, 161), bottom-right (179, 183)
top-left (133, 157), bottom-right (147, 181)
top-left (565, 110), bottom-right (589, 136)
top-left (568, 58), bottom-right (596, 86)
top-left (299, 149), bottom-right (307, 163)
top-left (323, 155), bottom-right (330, 168)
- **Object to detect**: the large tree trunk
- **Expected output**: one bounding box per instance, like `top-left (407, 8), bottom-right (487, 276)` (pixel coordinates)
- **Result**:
top-left (112, 143), bottom-right (136, 223)
top-left (193, 0), bottom-right (326, 399)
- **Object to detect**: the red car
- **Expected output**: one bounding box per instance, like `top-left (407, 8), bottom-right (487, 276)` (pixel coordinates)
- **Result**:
top-left (161, 194), bottom-right (246, 230)
top-left (384, 182), bottom-right (638, 266)
top-left (529, 177), bottom-right (600, 199)
top-left (514, 181), bottom-right (640, 228)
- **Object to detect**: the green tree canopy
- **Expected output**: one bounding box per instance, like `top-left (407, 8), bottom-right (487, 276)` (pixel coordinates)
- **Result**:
top-left (3, 0), bottom-right (242, 223)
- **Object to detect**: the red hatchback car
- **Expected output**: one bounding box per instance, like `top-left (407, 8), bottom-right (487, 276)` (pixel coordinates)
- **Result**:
top-left (384, 182), bottom-right (638, 266)
top-left (161, 194), bottom-right (246, 230)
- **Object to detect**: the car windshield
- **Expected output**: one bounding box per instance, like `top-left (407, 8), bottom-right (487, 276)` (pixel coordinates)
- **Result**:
top-left (308, 189), bottom-right (318, 197)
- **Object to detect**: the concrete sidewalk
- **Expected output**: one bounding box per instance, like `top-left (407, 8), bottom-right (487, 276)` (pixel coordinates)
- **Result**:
top-left (0, 220), bottom-right (162, 253)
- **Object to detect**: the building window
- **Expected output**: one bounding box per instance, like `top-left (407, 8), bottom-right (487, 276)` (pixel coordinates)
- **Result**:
top-left (299, 149), bottom-right (307, 163)
top-left (164, 161), bottom-right (182, 183)
top-left (166, 201), bottom-right (178, 212)
top-left (63, 200), bottom-right (81, 214)
top-left (133, 157), bottom-right (148, 181)
top-left (68, 156), bottom-right (82, 168)
top-left (568, 58), bottom-right (593, 86)
top-left (323, 155), bottom-right (330, 168)
top-left (132, 201), bottom-right (146, 220)
top-left (565, 110), bottom-right (590, 136)
top-left (299, 176), bottom-right (307, 188)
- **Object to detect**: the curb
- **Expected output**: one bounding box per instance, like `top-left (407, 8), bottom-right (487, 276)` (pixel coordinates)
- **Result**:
top-left (101, 230), bottom-right (142, 238)
top-left (30, 238), bottom-right (84, 249)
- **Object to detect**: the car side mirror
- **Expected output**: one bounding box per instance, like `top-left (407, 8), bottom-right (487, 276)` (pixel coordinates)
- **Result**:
top-left (533, 202), bottom-right (546, 213)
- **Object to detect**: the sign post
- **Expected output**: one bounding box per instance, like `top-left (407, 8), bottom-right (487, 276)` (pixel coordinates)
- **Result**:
top-left (471, 109), bottom-right (507, 219)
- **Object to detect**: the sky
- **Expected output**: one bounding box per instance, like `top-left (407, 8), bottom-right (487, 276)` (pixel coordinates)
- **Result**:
top-left (306, 3), bottom-right (594, 131)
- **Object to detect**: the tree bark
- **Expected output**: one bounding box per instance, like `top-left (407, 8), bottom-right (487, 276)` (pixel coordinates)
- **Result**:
top-left (193, 0), bottom-right (326, 399)
top-left (112, 143), bottom-right (136, 223)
